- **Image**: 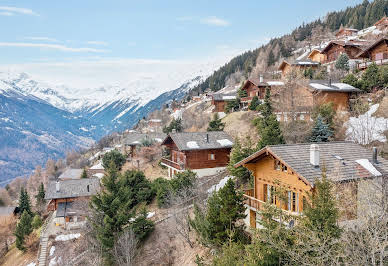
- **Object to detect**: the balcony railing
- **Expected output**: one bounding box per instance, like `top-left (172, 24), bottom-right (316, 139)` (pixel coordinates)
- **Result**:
top-left (357, 58), bottom-right (388, 69)
top-left (160, 157), bottom-right (184, 170)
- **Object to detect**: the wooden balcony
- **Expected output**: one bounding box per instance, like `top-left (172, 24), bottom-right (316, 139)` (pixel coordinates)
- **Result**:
top-left (243, 189), bottom-right (264, 211)
top-left (160, 157), bottom-right (184, 170)
top-left (357, 58), bottom-right (388, 69)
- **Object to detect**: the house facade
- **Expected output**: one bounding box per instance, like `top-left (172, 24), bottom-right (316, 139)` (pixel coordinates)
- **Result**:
top-left (45, 178), bottom-right (100, 229)
top-left (235, 142), bottom-right (388, 229)
top-left (161, 132), bottom-right (233, 178)
top-left (374, 16), bottom-right (388, 32)
top-left (240, 77), bottom-right (284, 108)
top-left (307, 49), bottom-right (327, 63)
top-left (278, 60), bottom-right (319, 78)
top-left (211, 93), bottom-right (237, 113)
top-left (357, 37), bottom-right (388, 69)
top-left (335, 27), bottom-right (358, 38)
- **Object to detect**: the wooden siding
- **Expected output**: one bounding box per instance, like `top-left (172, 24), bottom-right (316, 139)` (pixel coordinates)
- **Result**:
top-left (212, 99), bottom-right (227, 113)
top-left (185, 148), bottom-right (231, 170)
top-left (313, 91), bottom-right (350, 111)
top-left (324, 44), bottom-right (362, 63)
top-left (308, 51), bottom-right (326, 63)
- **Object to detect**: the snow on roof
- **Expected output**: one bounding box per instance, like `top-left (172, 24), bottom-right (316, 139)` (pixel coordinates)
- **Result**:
top-left (186, 141), bottom-right (200, 149)
top-left (132, 141), bottom-right (141, 145)
top-left (222, 95), bottom-right (236, 100)
top-left (331, 83), bottom-right (353, 90)
top-left (114, 144), bottom-right (122, 148)
top-left (154, 138), bottom-right (162, 143)
top-left (266, 81), bottom-right (284, 86)
top-left (310, 83), bottom-right (331, 90)
top-left (356, 159), bottom-right (382, 177)
top-left (93, 173), bottom-right (105, 179)
top-left (90, 161), bottom-right (104, 170)
top-left (217, 139), bottom-right (234, 147)
top-left (296, 61), bottom-right (317, 65)
top-left (208, 176), bottom-right (233, 193)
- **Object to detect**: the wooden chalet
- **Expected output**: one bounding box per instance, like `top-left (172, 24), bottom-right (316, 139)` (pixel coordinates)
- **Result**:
top-left (211, 93), bottom-right (237, 113)
top-left (335, 27), bottom-right (358, 38)
top-left (278, 59), bottom-right (319, 78)
top-left (161, 132), bottom-right (234, 178)
top-left (46, 178), bottom-right (100, 228)
top-left (240, 77), bottom-right (284, 108)
top-left (357, 37), bottom-right (388, 69)
top-left (374, 16), bottom-right (388, 32)
top-left (272, 80), bottom-right (361, 122)
top-left (87, 161), bottom-right (105, 178)
top-left (235, 142), bottom-right (388, 229)
top-left (307, 48), bottom-right (327, 63)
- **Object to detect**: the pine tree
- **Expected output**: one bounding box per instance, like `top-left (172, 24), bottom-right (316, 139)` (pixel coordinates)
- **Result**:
top-left (32, 214), bottom-right (42, 229)
top-left (310, 116), bottom-right (333, 142)
top-left (207, 113), bottom-right (225, 131)
top-left (267, 50), bottom-right (276, 67)
top-left (227, 137), bottom-right (256, 184)
top-left (163, 118), bottom-right (183, 134)
top-left (335, 53), bottom-right (350, 71)
top-left (90, 163), bottom-right (135, 264)
top-left (361, 62), bottom-right (381, 92)
top-left (248, 96), bottom-right (260, 111)
top-left (81, 169), bottom-right (88, 179)
top-left (102, 150), bottom-right (126, 170)
top-left (18, 188), bottom-right (32, 216)
top-left (35, 183), bottom-right (45, 205)
top-left (14, 210), bottom-right (32, 251)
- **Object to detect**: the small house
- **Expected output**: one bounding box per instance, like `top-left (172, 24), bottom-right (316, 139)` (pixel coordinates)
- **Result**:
top-left (307, 48), bottom-right (327, 63)
top-left (278, 60), bottom-right (319, 78)
top-left (87, 161), bottom-right (105, 177)
top-left (235, 142), bottom-right (388, 229)
top-left (374, 16), bottom-right (388, 32)
top-left (357, 37), bottom-right (388, 69)
top-left (211, 93), bottom-right (237, 113)
top-left (161, 132), bottom-right (234, 178)
top-left (46, 178), bottom-right (100, 228)
top-left (240, 77), bottom-right (284, 108)
top-left (335, 27), bottom-right (358, 38)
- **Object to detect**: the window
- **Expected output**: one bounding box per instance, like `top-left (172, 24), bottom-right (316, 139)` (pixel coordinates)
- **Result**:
top-left (282, 165), bottom-right (288, 173)
top-left (375, 52), bottom-right (383, 60)
top-left (208, 154), bottom-right (215, 160)
top-left (274, 160), bottom-right (281, 171)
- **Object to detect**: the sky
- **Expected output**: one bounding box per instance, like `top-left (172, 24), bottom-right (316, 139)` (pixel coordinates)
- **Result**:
top-left (0, 0), bottom-right (364, 88)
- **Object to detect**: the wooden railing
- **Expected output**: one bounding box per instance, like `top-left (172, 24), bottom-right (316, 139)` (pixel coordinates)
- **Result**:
top-left (160, 157), bottom-right (183, 170)
top-left (244, 188), bottom-right (254, 197)
top-left (357, 58), bottom-right (388, 69)
top-left (243, 193), bottom-right (264, 211)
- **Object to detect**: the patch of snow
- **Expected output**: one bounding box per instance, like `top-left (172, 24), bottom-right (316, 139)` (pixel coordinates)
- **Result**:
top-left (147, 212), bottom-right (155, 219)
top-left (90, 161), bottom-right (104, 170)
top-left (49, 246), bottom-right (56, 256)
top-left (49, 256), bottom-right (62, 266)
top-left (296, 61), bottom-right (317, 65)
top-left (171, 109), bottom-right (183, 120)
top-left (55, 233), bottom-right (81, 241)
top-left (187, 141), bottom-right (200, 149)
top-left (332, 83), bottom-right (354, 90)
top-left (154, 138), bottom-right (162, 143)
top-left (208, 176), bottom-right (233, 193)
top-left (79, 127), bottom-right (89, 132)
top-left (26, 263), bottom-right (36, 266)
top-left (222, 96), bottom-right (236, 100)
top-left (93, 173), bottom-right (105, 179)
top-left (218, 112), bottom-right (226, 119)
top-left (267, 81), bottom-right (284, 86)
top-left (346, 104), bottom-right (388, 145)
top-left (132, 141), bottom-right (141, 144)
top-left (356, 159), bottom-right (382, 176)
top-left (217, 139), bottom-right (233, 147)
top-left (114, 144), bottom-right (122, 148)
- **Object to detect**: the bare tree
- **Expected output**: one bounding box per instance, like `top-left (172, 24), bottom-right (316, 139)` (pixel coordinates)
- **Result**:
top-left (114, 229), bottom-right (138, 266)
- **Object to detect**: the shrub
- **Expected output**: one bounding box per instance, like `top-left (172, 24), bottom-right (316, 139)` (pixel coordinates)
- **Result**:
top-left (102, 150), bottom-right (126, 170)
top-left (31, 215), bottom-right (42, 229)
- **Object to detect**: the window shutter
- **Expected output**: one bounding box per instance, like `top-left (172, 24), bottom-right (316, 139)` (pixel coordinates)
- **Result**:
top-left (296, 193), bottom-right (299, 213)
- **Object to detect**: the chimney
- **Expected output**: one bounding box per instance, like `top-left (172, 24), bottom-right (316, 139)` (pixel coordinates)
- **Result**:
top-left (56, 181), bottom-right (60, 192)
top-left (372, 147), bottom-right (378, 164)
top-left (310, 144), bottom-right (320, 167)
top-left (259, 74), bottom-right (264, 83)
top-left (206, 133), bottom-right (209, 143)
top-left (328, 78), bottom-right (332, 87)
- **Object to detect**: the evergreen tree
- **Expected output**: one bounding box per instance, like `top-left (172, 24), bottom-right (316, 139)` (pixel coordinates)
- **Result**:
top-left (190, 179), bottom-right (246, 246)
top-left (14, 210), bottom-right (32, 251)
top-left (90, 163), bottom-right (135, 264)
top-left (35, 183), bottom-right (45, 205)
top-left (207, 113), bottom-right (225, 131)
top-left (335, 53), bottom-right (350, 71)
top-left (163, 118), bottom-right (183, 134)
top-left (248, 96), bottom-right (260, 111)
top-left (342, 73), bottom-right (361, 88)
top-left (254, 88), bottom-right (285, 149)
top-left (81, 168), bottom-right (88, 178)
top-left (32, 214), bottom-right (42, 229)
top-left (267, 50), bottom-right (276, 67)
top-left (130, 208), bottom-right (155, 241)
top-left (303, 67), bottom-right (315, 79)
top-left (310, 116), bottom-right (333, 142)
top-left (237, 84), bottom-right (247, 98)
top-left (102, 150), bottom-right (126, 170)
top-left (361, 62), bottom-right (381, 92)
top-left (18, 188), bottom-right (32, 216)
top-left (227, 137), bottom-right (256, 184)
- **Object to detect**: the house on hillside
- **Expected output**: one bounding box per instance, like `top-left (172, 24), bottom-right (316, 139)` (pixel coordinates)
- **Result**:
top-left (278, 60), bottom-right (319, 78)
top-left (46, 178), bottom-right (100, 229)
top-left (374, 16), bottom-right (388, 32)
top-left (321, 40), bottom-right (370, 70)
top-left (87, 161), bottom-right (105, 178)
top-left (211, 93), bottom-right (237, 113)
top-left (335, 27), bottom-right (358, 38)
top-left (240, 77), bottom-right (284, 108)
top-left (307, 48), bottom-right (327, 63)
top-left (124, 132), bottom-right (166, 158)
top-left (272, 80), bottom-right (361, 122)
top-left (235, 142), bottom-right (388, 229)
top-left (161, 132), bottom-right (234, 178)
top-left (356, 37), bottom-right (388, 69)
top-left (58, 168), bottom-right (83, 180)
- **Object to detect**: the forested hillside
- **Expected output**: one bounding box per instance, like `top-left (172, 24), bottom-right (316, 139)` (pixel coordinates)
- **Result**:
top-left (192, 0), bottom-right (388, 94)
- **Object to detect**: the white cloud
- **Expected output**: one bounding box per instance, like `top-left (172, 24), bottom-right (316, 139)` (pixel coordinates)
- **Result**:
top-left (25, 37), bottom-right (59, 42)
top-left (200, 16), bottom-right (230, 27)
top-left (0, 6), bottom-right (38, 16)
top-left (0, 11), bottom-right (13, 16)
top-left (87, 41), bottom-right (109, 46)
top-left (0, 42), bottom-right (109, 53)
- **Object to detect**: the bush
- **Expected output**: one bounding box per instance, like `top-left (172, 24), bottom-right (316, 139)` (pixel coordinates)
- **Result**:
top-left (102, 150), bottom-right (126, 170)
top-left (31, 215), bottom-right (42, 229)
top-left (131, 208), bottom-right (155, 241)
top-left (121, 170), bottom-right (155, 207)
top-left (248, 96), bottom-right (260, 111)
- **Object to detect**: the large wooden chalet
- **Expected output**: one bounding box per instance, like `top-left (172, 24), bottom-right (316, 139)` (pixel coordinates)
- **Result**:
top-left (161, 131), bottom-right (234, 178)
top-left (307, 48), bottom-right (326, 63)
top-left (235, 142), bottom-right (388, 229)
top-left (374, 16), bottom-right (388, 32)
top-left (211, 93), bottom-right (237, 113)
top-left (357, 37), bottom-right (388, 69)
top-left (240, 77), bottom-right (284, 108)
top-left (278, 60), bottom-right (319, 78)
top-left (335, 27), bottom-right (358, 38)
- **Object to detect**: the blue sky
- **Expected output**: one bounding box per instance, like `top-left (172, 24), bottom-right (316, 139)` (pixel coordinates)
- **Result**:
top-left (0, 0), bottom-right (363, 87)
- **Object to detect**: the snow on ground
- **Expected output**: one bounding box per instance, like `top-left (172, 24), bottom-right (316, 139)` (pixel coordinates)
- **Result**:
top-left (346, 104), bottom-right (388, 145)
top-left (49, 256), bottom-right (62, 266)
top-left (356, 159), bottom-right (382, 176)
top-left (208, 176), bottom-right (233, 193)
top-left (55, 233), bottom-right (81, 241)
top-left (147, 212), bottom-right (155, 219)
top-left (26, 263), bottom-right (36, 266)
top-left (49, 246), bottom-right (56, 256)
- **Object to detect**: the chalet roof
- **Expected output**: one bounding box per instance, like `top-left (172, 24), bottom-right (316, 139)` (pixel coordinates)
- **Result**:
top-left (307, 48), bottom-right (323, 58)
top-left (235, 142), bottom-right (388, 186)
top-left (356, 37), bottom-right (388, 58)
top-left (45, 178), bottom-right (100, 200)
top-left (321, 40), bottom-right (369, 54)
top-left (0, 206), bottom-right (17, 216)
top-left (124, 132), bottom-right (166, 146)
top-left (278, 59), bottom-right (319, 70)
top-left (162, 131), bottom-right (234, 151)
top-left (335, 27), bottom-right (358, 36)
top-left (374, 16), bottom-right (388, 26)
top-left (308, 80), bottom-right (361, 92)
top-left (211, 93), bottom-right (237, 101)
top-left (58, 168), bottom-right (83, 180)
top-left (242, 78), bottom-right (284, 89)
